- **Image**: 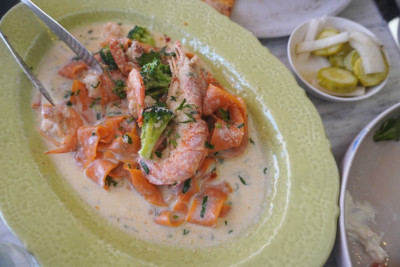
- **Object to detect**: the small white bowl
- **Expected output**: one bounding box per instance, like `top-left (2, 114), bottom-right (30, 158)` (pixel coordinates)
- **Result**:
top-left (287, 16), bottom-right (389, 102)
top-left (336, 102), bottom-right (400, 266)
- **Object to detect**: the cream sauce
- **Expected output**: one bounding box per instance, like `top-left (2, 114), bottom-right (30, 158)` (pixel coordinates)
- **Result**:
top-left (33, 23), bottom-right (270, 248)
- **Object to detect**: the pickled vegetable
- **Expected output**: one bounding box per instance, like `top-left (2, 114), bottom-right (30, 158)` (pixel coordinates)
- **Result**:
top-left (313, 29), bottom-right (344, 56)
top-left (317, 67), bottom-right (358, 93)
top-left (353, 57), bottom-right (388, 86)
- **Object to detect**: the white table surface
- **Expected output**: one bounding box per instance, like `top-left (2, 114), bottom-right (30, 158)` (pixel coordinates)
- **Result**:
top-left (1, 0), bottom-right (399, 265)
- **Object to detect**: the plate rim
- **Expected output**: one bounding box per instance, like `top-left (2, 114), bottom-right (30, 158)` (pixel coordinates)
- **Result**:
top-left (0, 0), bottom-right (339, 266)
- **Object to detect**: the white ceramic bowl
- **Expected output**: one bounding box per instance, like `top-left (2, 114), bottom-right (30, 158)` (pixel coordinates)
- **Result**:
top-left (288, 16), bottom-right (389, 102)
top-left (336, 102), bottom-right (400, 266)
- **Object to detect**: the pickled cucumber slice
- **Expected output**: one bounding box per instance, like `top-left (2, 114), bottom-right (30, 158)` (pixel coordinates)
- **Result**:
top-left (343, 50), bottom-right (360, 72)
top-left (317, 67), bottom-right (358, 93)
top-left (329, 43), bottom-right (353, 68)
top-left (353, 57), bottom-right (389, 86)
top-left (313, 29), bottom-right (343, 56)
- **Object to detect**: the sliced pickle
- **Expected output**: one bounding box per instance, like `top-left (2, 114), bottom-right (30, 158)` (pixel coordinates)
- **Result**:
top-left (313, 29), bottom-right (343, 57)
top-left (353, 57), bottom-right (389, 86)
top-left (329, 43), bottom-right (353, 68)
top-left (343, 50), bottom-right (360, 72)
top-left (317, 67), bottom-right (358, 93)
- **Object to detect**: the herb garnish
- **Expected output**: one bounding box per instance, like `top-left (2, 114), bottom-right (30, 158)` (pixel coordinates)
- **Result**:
top-left (105, 175), bottom-right (118, 187)
top-left (373, 116), bottom-right (400, 141)
top-left (155, 151), bottom-right (162, 158)
top-left (123, 134), bottom-right (133, 144)
top-left (91, 81), bottom-right (100, 88)
top-left (140, 160), bottom-right (150, 174)
top-left (263, 168), bottom-right (267, 174)
top-left (182, 178), bottom-right (191, 194)
top-left (239, 175), bottom-right (247, 185)
top-left (200, 196), bottom-right (208, 218)
top-left (112, 80), bottom-right (126, 99)
top-left (183, 229), bottom-right (190, 235)
top-left (205, 141), bottom-right (214, 149)
top-left (237, 123), bottom-right (245, 129)
top-left (90, 97), bottom-right (101, 108)
top-left (219, 108), bottom-right (230, 122)
top-left (249, 138), bottom-right (255, 144)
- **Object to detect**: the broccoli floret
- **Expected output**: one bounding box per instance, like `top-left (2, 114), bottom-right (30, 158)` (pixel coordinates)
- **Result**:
top-left (127, 26), bottom-right (156, 46)
top-left (136, 51), bottom-right (161, 67)
top-left (99, 45), bottom-right (117, 70)
top-left (140, 59), bottom-right (172, 99)
top-left (139, 106), bottom-right (175, 159)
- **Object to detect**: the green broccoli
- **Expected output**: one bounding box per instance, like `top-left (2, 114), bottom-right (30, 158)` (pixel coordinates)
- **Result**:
top-left (139, 106), bottom-right (175, 159)
top-left (127, 26), bottom-right (156, 46)
top-left (140, 59), bottom-right (172, 99)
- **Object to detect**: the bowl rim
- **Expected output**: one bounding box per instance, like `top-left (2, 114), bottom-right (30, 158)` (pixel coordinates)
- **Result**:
top-left (287, 15), bottom-right (390, 102)
top-left (336, 102), bottom-right (400, 265)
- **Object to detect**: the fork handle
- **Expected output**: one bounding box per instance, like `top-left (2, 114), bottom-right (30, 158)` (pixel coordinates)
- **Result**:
top-left (0, 30), bottom-right (55, 105)
top-left (21, 0), bottom-right (103, 74)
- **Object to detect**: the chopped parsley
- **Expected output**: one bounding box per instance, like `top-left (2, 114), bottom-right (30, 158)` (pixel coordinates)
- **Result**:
top-left (200, 196), bottom-right (208, 218)
top-left (182, 178), bottom-right (191, 194)
top-left (239, 175), bottom-right (247, 185)
top-left (105, 175), bottom-right (118, 187)
top-left (140, 160), bottom-right (150, 174)
top-left (112, 80), bottom-right (126, 99)
top-left (237, 123), bottom-right (245, 129)
top-left (155, 151), bottom-right (162, 158)
top-left (205, 141), bottom-right (214, 149)
top-left (263, 167), bottom-right (267, 174)
top-left (219, 108), bottom-right (230, 122)
top-left (183, 229), bottom-right (190, 235)
top-left (90, 97), bottom-right (101, 108)
top-left (123, 134), bottom-right (132, 144)
top-left (91, 81), bottom-right (100, 88)
top-left (249, 138), bottom-right (255, 144)
top-left (66, 100), bottom-right (72, 106)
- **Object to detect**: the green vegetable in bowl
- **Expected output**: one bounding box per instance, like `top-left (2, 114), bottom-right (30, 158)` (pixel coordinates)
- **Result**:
top-left (373, 117), bottom-right (400, 141)
top-left (140, 59), bottom-right (172, 99)
top-left (139, 106), bottom-right (175, 159)
top-left (127, 25), bottom-right (156, 46)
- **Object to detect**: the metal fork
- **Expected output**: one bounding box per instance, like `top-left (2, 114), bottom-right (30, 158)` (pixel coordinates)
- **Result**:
top-left (20, 0), bottom-right (103, 74)
top-left (0, 30), bottom-right (55, 105)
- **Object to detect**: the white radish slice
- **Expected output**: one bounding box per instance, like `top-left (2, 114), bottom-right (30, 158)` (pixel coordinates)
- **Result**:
top-left (348, 31), bottom-right (385, 74)
top-left (297, 17), bottom-right (325, 62)
top-left (296, 31), bottom-right (349, 53)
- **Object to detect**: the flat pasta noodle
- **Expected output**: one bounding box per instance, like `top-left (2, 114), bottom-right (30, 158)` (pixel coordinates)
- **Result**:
top-left (186, 182), bottom-right (232, 227)
top-left (57, 60), bottom-right (88, 79)
top-left (85, 158), bottom-right (119, 190)
top-left (124, 166), bottom-right (166, 207)
top-left (203, 83), bottom-right (248, 155)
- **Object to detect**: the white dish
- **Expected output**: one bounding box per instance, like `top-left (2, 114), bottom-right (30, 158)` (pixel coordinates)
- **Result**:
top-left (336, 102), bottom-right (400, 266)
top-left (231, 0), bottom-right (351, 38)
top-left (287, 16), bottom-right (389, 102)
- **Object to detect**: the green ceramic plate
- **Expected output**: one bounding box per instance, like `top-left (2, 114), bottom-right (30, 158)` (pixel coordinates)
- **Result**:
top-left (0, 0), bottom-right (339, 266)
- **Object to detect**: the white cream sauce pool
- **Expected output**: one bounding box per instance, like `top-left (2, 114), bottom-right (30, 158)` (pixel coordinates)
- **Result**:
top-left (33, 23), bottom-right (270, 248)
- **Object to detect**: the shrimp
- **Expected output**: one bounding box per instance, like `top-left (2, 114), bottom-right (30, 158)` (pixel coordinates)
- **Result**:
top-left (39, 104), bottom-right (84, 154)
top-left (108, 38), bottom-right (133, 75)
top-left (126, 68), bottom-right (145, 125)
top-left (140, 42), bottom-right (208, 185)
